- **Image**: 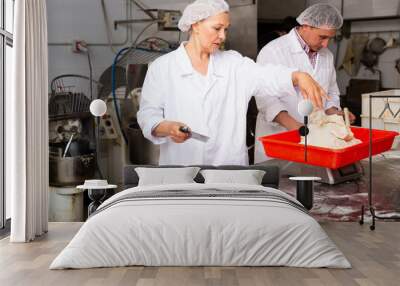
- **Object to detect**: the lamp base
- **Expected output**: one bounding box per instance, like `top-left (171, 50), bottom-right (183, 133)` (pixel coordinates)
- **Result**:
top-left (289, 177), bottom-right (321, 210)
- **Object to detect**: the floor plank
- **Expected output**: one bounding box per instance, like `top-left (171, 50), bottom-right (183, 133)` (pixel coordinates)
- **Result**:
top-left (0, 222), bottom-right (399, 286)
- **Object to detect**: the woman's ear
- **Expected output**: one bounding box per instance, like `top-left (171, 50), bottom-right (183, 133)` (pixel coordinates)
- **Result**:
top-left (191, 22), bottom-right (200, 34)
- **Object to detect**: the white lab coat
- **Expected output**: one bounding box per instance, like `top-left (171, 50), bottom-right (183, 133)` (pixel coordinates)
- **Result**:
top-left (254, 28), bottom-right (341, 163)
top-left (137, 43), bottom-right (297, 165)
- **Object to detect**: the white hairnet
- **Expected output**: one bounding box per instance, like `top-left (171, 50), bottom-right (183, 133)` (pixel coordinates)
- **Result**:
top-left (178, 0), bottom-right (230, 32)
top-left (297, 3), bottom-right (343, 29)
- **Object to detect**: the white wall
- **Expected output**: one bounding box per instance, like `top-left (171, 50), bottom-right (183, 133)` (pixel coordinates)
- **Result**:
top-left (47, 0), bottom-right (190, 88)
top-left (48, 0), bottom-right (124, 85)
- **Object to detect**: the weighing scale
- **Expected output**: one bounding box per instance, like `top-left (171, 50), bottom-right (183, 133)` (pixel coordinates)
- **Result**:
top-left (280, 161), bottom-right (363, 185)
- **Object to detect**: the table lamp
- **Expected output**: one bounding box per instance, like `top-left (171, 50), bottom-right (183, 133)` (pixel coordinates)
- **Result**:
top-left (297, 99), bottom-right (313, 162)
top-left (291, 99), bottom-right (319, 210)
top-left (90, 99), bottom-right (107, 178)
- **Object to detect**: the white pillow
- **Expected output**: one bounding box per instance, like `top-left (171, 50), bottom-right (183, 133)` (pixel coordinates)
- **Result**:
top-left (200, 169), bottom-right (266, 185)
top-left (135, 167), bottom-right (201, 186)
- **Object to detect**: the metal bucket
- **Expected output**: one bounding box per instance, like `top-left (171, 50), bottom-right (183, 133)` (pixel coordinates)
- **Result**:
top-left (49, 154), bottom-right (95, 187)
top-left (49, 187), bottom-right (85, 222)
top-left (127, 123), bottom-right (159, 164)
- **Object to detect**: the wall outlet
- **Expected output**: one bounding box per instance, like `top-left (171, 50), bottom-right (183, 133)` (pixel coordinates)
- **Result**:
top-left (72, 40), bottom-right (88, 53)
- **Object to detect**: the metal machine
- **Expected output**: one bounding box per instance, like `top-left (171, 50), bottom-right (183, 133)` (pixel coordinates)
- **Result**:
top-left (48, 77), bottom-right (97, 187)
top-left (48, 75), bottom-right (99, 222)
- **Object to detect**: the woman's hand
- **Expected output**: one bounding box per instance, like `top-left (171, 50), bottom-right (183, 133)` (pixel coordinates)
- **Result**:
top-left (152, 121), bottom-right (191, 143)
top-left (325, 107), bottom-right (356, 124)
top-left (273, 111), bottom-right (303, 130)
top-left (292, 71), bottom-right (329, 109)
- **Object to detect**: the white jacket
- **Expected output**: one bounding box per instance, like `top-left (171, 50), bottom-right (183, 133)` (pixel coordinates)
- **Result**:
top-left (254, 28), bottom-right (341, 163)
top-left (137, 43), bottom-right (297, 165)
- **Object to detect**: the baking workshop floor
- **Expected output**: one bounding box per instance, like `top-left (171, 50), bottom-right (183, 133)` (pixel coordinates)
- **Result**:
top-left (275, 150), bottom-right (400, 222)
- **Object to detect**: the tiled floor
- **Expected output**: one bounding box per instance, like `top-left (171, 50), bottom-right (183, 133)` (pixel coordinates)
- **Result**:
top-left (278, 150), bottom-right (400, 221)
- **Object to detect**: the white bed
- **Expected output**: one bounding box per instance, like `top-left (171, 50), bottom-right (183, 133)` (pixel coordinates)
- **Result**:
top-left (50, 182), bottom-right (351, 269)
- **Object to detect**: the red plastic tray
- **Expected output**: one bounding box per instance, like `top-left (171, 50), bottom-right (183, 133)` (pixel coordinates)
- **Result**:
top-left (258, 127), bottom-right (399, 169)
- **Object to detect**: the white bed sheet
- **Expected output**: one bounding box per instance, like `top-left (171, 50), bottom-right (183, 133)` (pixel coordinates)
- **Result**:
top-left (50, 183), bottom-right (351, 269)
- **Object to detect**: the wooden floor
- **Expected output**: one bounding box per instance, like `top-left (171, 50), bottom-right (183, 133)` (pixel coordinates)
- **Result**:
top-left (0, 222), bottom-right (399, 286)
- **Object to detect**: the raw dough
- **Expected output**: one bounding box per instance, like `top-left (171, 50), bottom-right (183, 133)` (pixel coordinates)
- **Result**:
top-left (300, 110), bottom-right (362, 149)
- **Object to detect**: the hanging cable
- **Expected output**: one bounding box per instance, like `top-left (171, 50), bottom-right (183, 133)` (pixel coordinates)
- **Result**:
top-left (111, 20), bottom-right (161, 144)
top-left (100, 0), bottom-right (118, 54)
top-left (87, 50), bottom-right (93, 101)
top-left (133, 21), bottom-right (158, 47)
top-left (112, 47), bottom-right (130, 144)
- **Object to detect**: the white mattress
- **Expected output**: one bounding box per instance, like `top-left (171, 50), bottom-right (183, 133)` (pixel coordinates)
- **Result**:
top-left (50, 183), bottom-right (351, 269)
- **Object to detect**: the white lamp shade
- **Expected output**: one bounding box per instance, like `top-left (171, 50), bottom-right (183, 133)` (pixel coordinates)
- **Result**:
top-left (298, 99), bottom-right (314, 117)
top-left (90, 99), bottom-right (107, 117)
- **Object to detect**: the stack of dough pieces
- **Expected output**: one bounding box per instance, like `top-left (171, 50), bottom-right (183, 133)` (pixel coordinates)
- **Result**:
top-left (300, 110), bottom-right (362, 149)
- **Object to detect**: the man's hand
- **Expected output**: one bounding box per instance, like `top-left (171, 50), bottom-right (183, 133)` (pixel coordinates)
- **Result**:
top-left (152, 121), bottom-right (191, 143)
top-left (292, 71), bottom-right (329, 109)
top-left (325, 107), bottom-right (356, 124)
